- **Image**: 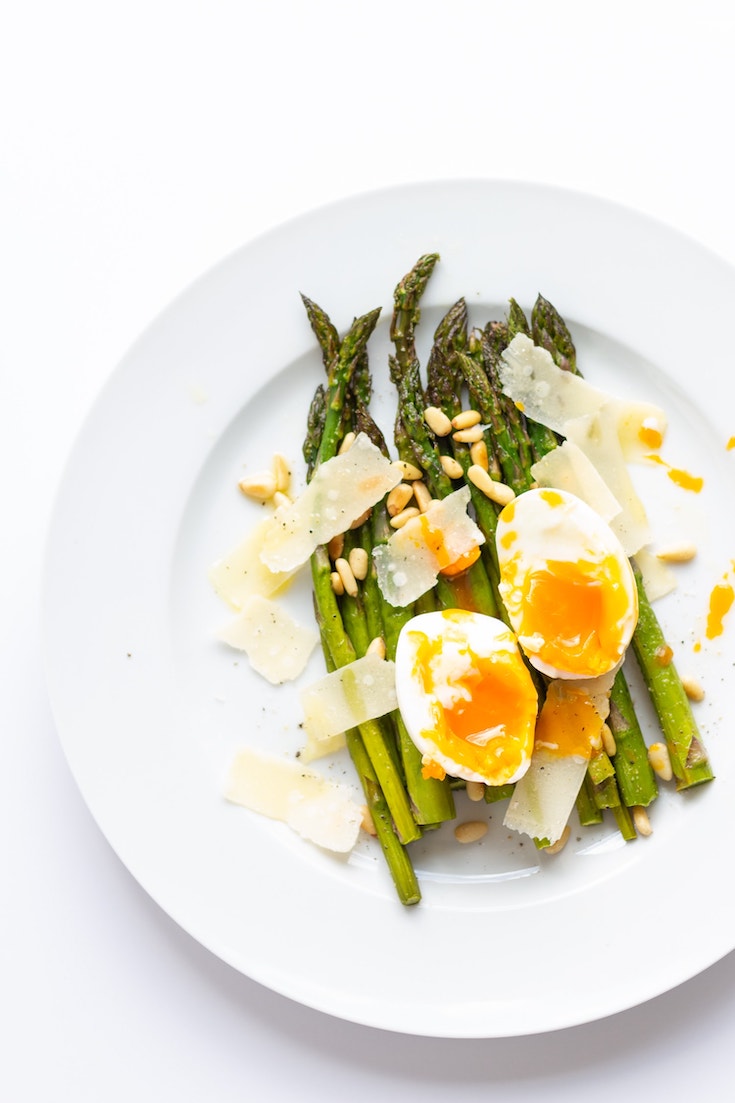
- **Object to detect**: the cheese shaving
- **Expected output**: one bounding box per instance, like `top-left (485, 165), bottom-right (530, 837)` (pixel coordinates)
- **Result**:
top-left (224, 747), bottom-right (363, 852)
top-left (499, 333), bottom-right (667, 458)
top-left (219, 594), bottom-right (318, 683)
top-left (503, 748), bottom-right (590, 846)
top-left (209, 517), bottom-right (296, 610)
top-left (633, 547), bottom-right (678, 603)
top-left (530, 440), bottom-right (622, 524)
top-left (301, 654), bottom-right (398, 746)
top-left (373, 487), bottom-right (485, 606)
top-left (259, 433), bottom-right (402, 572)
top-left (503, 679), bottom-right (609, 844)
top-left (563, 410), bottom-right (651, 555)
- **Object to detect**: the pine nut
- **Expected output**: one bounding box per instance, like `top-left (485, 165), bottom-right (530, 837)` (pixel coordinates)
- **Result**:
top-left (412, 480), bottom-right (433, 513)
top-left (334, 557), bottom-right (358, 597)
top-left (601, 722), bottom-right (617, 758)
top-left (338, 431), bottom-right (356, 454)
top-left (360, 805), bottom-right (378, 836)
top-left (330, 571), bottom-right (344, 595)
top-left (327, 533), bottom-right (345, 561)
top-left (453, 425), bottom-right (485, 444)
top-left (454, 820), bottom-right (488, 844)
top-left (467, 465), bottom-right (515, 506)
top-left (682, 675), bottom-right (705, 702)
top-left (544, 825), bottom-right (571, 855)
top-left (272, 452), bottom-right (291, 493)
top-left (469, 439), bottom-right (489, 471)
top-left (451, 409), bottom-right (482, 430)
top-left (387, 483), bottom-right (414, 516)
top-left (348, 546), bottom-right (369, 580)
top-left (633, 806), bottom-right (653, 837)
top-left (392, 460), bottom-right (423, 481)
top-left (366, 636), bottom-right (386, 659)
top-left (466, 781), bottom-right (485, 802)
top-left (656, 542), bottom-right (697, 563)
top-left (238, 472), bottom-right (277, 500)
top-left (272, 491), bottom-right (292, 510)
top-left (648, 741), bottom-right (673, 781)
top-left (424, 406), bottom-right (453, 437)
top-left (390, 506), bottom-right (421, 529)
top-left (440, 454), bottom-right (464, 479)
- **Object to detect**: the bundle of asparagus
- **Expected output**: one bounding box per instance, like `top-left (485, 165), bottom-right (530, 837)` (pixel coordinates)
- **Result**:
top-left (298, 254), bottom-right (714, 904)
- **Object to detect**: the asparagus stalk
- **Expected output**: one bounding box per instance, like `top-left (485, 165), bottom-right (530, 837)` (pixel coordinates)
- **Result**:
top-left (315, 624), bottom-right (421, 906)
top-left (631, 567), bottom-right (714, 789)
top-left (314, 306), bottom-right (381, 468)
top-left (369, 504), bottom-right (457, 826)
top-left (309, 293), bottom-right (457, 828)
top-left (302, 305), bottom-right (423, 854)
top-left (389, 257), bottom-right (498, 617)
top-left (511, 297), bottom-right (656, 808)
top-left (531, 293), bottom-right (712, 793)
top-left (457, 302), bottom-right (646, 833)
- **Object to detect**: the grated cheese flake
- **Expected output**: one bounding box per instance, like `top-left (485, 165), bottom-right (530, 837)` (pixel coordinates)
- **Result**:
top-left (498, 333), bottom-right (667, 459)
top-left (633, 547), bottom-right (678, 603)
top-left (224, 747), bottom-right (363, 852)
top-left (504, 749), bottom-right (590, 846)
top-left (373, 486), bottom-right (485, 606)
top-left (503, 677), bottom-right (610, 844)
top-left (530, 440), bottom-right (622, 524)
top-left (218, 594), bottom-right (318, 684)
top-left (563, 410), bottom-right (651, 555)
top-left (301, 653), bottom-right (398, 746)
top-left (259, 433), bottom-right (402, 572)
top-left (209, 517), bottom-right (296, 610)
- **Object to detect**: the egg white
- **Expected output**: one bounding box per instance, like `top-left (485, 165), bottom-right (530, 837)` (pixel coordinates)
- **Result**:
top-left (496, 487), bottom-right (638, 680)
top-left (394, 609), bottom-right (537, 785)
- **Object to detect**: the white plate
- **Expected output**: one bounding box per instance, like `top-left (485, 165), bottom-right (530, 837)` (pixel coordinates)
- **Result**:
top-left (43, 181), bottom-right (735, 1038)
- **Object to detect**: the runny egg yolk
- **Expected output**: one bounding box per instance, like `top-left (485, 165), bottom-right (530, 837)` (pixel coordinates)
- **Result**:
top-left (417, 513), bottom-right (481, 577)
top-left (533, 680), bottom-right (605, 758)
top-left (510, 554), bottom-right (635, 678)
top-left (394, 610), bottom-right (538, 786)
top-left (496, 488), bottom-right (638, 680)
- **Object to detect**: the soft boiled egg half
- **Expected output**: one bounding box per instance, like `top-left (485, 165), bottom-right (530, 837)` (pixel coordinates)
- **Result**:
top-left (496, 487), bottom-right (638, 681)
top-left (394, 609), bottom-right (538, 786)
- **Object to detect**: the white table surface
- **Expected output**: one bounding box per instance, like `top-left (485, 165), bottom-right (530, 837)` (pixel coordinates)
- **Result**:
top-left (5, 2), bottom-right (735, 1098)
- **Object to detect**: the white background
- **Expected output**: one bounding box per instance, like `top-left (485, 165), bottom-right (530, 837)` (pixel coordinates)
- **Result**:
top-left (4, 1), bottom-right (735, 1099)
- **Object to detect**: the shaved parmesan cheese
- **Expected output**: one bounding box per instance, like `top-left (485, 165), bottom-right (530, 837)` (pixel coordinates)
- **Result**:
top-left (259, 433), bottom-right (402, 572)
top-left (219, 594), bottom-right (318, 683)
top-left (530, 440), bottom-right (622, 524)
top-left (301, 654), bottom-right (397, 746)
top-left (503, 679), bottom-right (608, 844)
top-left (564, 410), bottom-right (651, 555)
top-left (224, 747), bottom-right (363, 852)
top-left (503, 749), bottom-right (589, 846)
top-left (373, 487), bottom-right (485, 606)
top-left (299, 729), bottom-right (347, 764)
top-left (633, 547), bottom-right (678, 603)
top-left (499, 334), bottom-right (667, 457)
top-left (209, 517), bottom-right (295, 610)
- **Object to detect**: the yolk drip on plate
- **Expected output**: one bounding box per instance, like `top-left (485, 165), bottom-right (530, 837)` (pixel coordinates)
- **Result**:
top-left (644, 453), bottom-right (704, 493)
top-left (706, 577), bottom-right (735, 639)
